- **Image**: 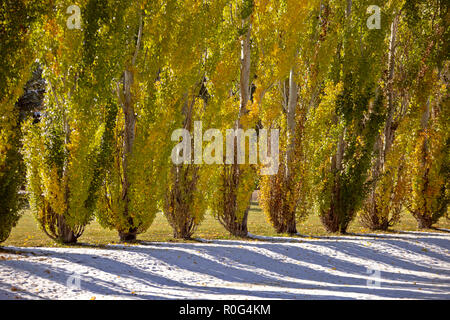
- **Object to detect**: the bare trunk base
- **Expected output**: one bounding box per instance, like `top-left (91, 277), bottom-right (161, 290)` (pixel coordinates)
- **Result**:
top-left (173, 232), bottom-right (193, 240)
top-left (369, 222), bottom-right (389, 231)
top-left (218, 200), bottom-right (249, 238)
top-left (58, 230), bottom-right (78, 244)
top-left (217, 165), bottom-right (250, 238)
top-left (118, 230), bottom-right (137, 242)
top-left (261, 172), bottom-right (299, 235)
top-left (320, 210), bottom-right (349, 234)
top-left (218, 199), bottom-right (249, 238)
top-left (359, 209), bottom-right (390, 231)
top-left (164, 165), bottom-right (199, 240)
top-left (55, 215), bottom-right (81, 244)
top-left (274, 212), bottom-right (297, 234)
top-left (320, 210), bottom-right (340, 233)
top-left (415, 215), bottom-right (433, 229)
top-left (171, 218), bottom-right (196, 240)
top-left (277, 220), bottom-right (297, 235)
top-left (226, 219), bottom-right (248, 238)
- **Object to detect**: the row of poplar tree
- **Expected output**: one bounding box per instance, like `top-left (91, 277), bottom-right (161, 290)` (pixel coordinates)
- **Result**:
top-left (0, 0), bottom-right (448, 244)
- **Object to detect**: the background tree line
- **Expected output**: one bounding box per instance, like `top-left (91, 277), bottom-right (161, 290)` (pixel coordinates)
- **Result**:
top-left (0, 0), bottom-right (448, 243)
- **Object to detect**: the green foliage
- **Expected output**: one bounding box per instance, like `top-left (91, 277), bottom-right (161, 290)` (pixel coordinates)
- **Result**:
top-left (0, 127), bottom-right (22, 243)
top-left (1, 0), bottom-right (449, 242)
top-left (20, 0), bottom-right (117, 243)
top-left (0, 0), bottom-right (52, 242)
top-left (304, 0), bottom-right (389, 233)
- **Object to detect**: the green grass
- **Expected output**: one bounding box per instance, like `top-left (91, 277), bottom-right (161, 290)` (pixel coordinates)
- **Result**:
top-left (3, 202), bottom-right (449, 248)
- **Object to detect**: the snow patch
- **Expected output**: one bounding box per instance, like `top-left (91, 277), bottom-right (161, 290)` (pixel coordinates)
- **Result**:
top-left (0, 232), bottom-right (449, 300)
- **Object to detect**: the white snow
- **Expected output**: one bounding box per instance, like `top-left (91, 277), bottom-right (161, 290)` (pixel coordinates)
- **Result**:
top-left (0, 231), bottom-right (449, 300)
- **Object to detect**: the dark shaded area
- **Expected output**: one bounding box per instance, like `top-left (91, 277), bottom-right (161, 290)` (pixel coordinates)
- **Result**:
top-left (0, 232), bottom-right (449, 300)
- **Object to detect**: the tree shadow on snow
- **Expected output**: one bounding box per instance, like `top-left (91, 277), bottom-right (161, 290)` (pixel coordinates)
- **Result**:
top-left (0, 231), bottom-right (449, 300)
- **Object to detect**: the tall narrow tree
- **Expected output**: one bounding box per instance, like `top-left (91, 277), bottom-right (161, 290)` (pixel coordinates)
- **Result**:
top-left (307, 0), bottom-right (387, 233)
top-left (256, 0), bottom-right (318, 234)
top-left (22, 0), bottom-right (111, 243)
top-left (0, 0), bottom-right (50, 242)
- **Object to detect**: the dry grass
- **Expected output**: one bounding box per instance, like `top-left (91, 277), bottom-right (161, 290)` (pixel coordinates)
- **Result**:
top-left (2, 201), bottom-right (449, 248)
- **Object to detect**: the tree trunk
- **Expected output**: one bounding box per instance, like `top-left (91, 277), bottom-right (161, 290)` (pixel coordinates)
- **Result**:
top-left (115, 15), bottom-right (143, 242)
top-left (346, 0), bottom-right (352, 18)
top-left (383, 13), bottom-right (399, 160)
top-left (164, 92), bottom-right (201, 240)
top-left (116, 69), bottom-right (138, 241)
top-left (283, 209), bottom-right (297, 234)
top-left (363, 13), bottom-right (399, 231)
top-left (57, 215), bottom-right (78, 244)
top-left (416, 213), bottom-right (433, 229)
top-left (231, 10), bottom-right (252, 236)
top-left (285, 67), bottom-right (298, 181)
top-left (414, 99), bottom-right (432, 230)
top-left (118, 230), bottom-right (137, 242)
top-left (216, 3), bottom-right (253, 237)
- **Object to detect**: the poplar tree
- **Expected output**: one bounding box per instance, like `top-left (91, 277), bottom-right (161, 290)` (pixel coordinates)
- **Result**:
top-left (0, 0), bottom-right (50, 242)
top-left (403, 0), bottom-right (448, 228)
top-left (255, 0), bottom-right (319, 234)
top-left (163, 0), bottom-right (229, 239)
top-left (22, 0), bottom-right (107, 243)
top-left (207, 0), bottom-right (259, 237)
top-left (92, 0), bottom-right (173, 242)
top-left (307, 0), bottom-right (387, 233)
top-left (359, 4), bottom-right (407, 230)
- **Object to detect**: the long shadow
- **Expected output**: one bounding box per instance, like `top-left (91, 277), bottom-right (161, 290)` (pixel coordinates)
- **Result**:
top-left (350, 233), bottom-right (450, 261)
top-left (389, 236), bottom-right (450, 255)
top-left (0, 286), bottom-right (28, 300)
top-left (375, 238), bottom-right (450, 265)
top-left (241, 240), bottom-right (450, 297)
top-left (251, 241), bottom-right (447, 291)
top-left (189, 238), bottom-right (450, 274)
top-left (333, 233), bottom-right (450, 260)
top-left (107, 244), bottom-right (397, 298)
top-left (0, 273), bottom-right (46, 300)
top-left (392, 230), bottom-right (450, 237)
top-left (2, 236), bottom-right (450, 300)
top-left (0, 248), bottom-right (341, 299)
top-left (247, 230), bottom-right (450, 243)
top-left (221, 232), bottom-right (450, 268)
top-left (433, 228), bottom-right (450, 233)
top-left (323, 241), bottom-right (450, 280)
top-left (123, 242), bottom-right (450, 299)
top-left (217, 239), bottom-right (446, 279)
top-left (0, 247), bottom-right (30, 255)
top-left (0, 285), bottom-right (20, 300)
top-left (0, 257), bottom-right (154, 299)
top-left (247, 233), bottom-right (357, 242)
top-left (346, 233), bottom-right (410, 241)
top-left (0, 288), bottom-right (15, 300)
top-left (260, 241), bottom-right (450, 286)
top-left (0, 245), bottom-right (381, 299)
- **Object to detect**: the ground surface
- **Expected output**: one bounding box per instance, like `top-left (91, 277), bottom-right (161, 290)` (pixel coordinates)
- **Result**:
top-left (1, 231), bottom-right (449, 300)
top-left (4, 207), bottom-right (450, 247)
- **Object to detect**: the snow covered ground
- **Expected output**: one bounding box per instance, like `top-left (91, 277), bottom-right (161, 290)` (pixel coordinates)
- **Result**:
top-left (0, 231), bottom-right (449, 300)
